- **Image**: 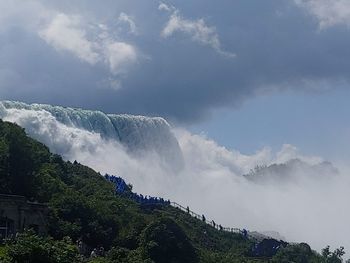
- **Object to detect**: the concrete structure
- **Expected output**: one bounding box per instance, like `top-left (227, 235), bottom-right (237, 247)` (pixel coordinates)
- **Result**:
top-left (0, 194), bottom-right (48, 240)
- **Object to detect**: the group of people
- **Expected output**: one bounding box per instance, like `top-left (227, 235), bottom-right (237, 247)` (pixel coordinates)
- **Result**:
top-left (104, 174), bottom-right (128, 194)
top-left (76, 238), bottom-right (105, 258)
top-left (104, 174), bottom-right (171, 206)
top-left (185, 206), bottom-right (248, 236)
top-left (129, 193), bottom-right (171, 206)
top-left (105, 174), bottom-right (250, 240)
top-left (90, 246), bottom-right (105, 258)
top-left (250, 239), bottom-right (288, 257)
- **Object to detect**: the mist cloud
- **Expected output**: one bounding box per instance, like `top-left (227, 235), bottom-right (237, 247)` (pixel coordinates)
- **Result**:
top-left (1, 105), bottom-right (349, 254)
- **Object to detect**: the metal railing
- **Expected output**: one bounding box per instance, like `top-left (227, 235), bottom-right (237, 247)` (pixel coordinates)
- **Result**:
top-left (170, 202), bottom-right (243, 234)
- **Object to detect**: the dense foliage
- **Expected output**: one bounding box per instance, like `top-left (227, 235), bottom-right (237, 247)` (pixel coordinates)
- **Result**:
top-left (0, 231), bottom-right (81, 263)
top-left (0, 120), bottom-right (347, 263)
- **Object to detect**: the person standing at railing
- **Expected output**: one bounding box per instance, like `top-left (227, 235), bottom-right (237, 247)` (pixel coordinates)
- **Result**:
top-left (242, 229), bottom-right (248, 238)
top-left (202, 214), bottom-right (206, 222)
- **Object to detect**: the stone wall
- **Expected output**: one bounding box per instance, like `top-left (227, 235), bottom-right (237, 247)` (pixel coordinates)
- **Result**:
top-left (0, 194), bottom-right (48, 239)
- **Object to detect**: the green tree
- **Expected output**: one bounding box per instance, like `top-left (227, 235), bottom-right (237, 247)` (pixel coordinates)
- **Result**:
top-left (322, 246), bottom-right (346, 263)
top-left (4, 231), bottom-right (81, 263)
top-left (140, 217), bottom-right (198, 263)
top-left (271, 243), bottom-right (322, 263)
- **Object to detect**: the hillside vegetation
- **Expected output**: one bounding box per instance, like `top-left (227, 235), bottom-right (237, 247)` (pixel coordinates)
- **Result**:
top-left (0, 120), bottom-right (345, 263)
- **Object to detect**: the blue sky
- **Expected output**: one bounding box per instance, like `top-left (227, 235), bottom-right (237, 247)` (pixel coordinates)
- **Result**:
top-left (190, 88), bottom-right (350, 162)
top-left (1, 0), bottom-right (350, 159)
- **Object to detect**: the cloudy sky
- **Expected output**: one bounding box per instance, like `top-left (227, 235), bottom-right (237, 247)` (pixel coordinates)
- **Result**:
top-left (1, 0), bottom-right (350, 160)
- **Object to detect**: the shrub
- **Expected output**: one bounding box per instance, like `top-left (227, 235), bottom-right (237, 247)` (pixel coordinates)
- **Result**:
top-left (4, 231), bottom-right (82, 263)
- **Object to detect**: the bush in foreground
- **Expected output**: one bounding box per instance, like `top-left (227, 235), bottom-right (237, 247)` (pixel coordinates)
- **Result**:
top-left (2, 231), bottom-right (81, 263)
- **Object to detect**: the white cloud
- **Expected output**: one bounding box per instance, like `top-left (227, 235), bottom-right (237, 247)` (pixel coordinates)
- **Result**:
top-left (158, 2), bottom-right (175, 12)
top-left (160, 7), bottom-right (235, 58)
top-left (39, 13), bottom-right (100, 65)
top-left (38, 12), bottom-right (139, 83)
top-left (118, 12), bottom-right (138, 35)
top-left (104, 41), bottom-right (138, 75)
top-left (295, 0), bottom-right (350, 29)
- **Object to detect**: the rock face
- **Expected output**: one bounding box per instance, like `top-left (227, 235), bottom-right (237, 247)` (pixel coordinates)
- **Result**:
top-left (0, 101), bottom-right (184, 169)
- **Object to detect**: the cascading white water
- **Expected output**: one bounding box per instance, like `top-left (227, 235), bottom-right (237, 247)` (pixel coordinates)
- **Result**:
top-left (0, 100), bottom-right (184, 169)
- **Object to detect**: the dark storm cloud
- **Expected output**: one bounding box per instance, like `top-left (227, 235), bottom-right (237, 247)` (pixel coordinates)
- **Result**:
top-left (1, 0), bottom-right (350, 122)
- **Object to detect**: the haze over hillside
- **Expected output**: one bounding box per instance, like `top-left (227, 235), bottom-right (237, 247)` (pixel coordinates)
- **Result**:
top-left (245, 159), bottom-right (338, 183)
top-left (1, 101), bottom-right (348, 253)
